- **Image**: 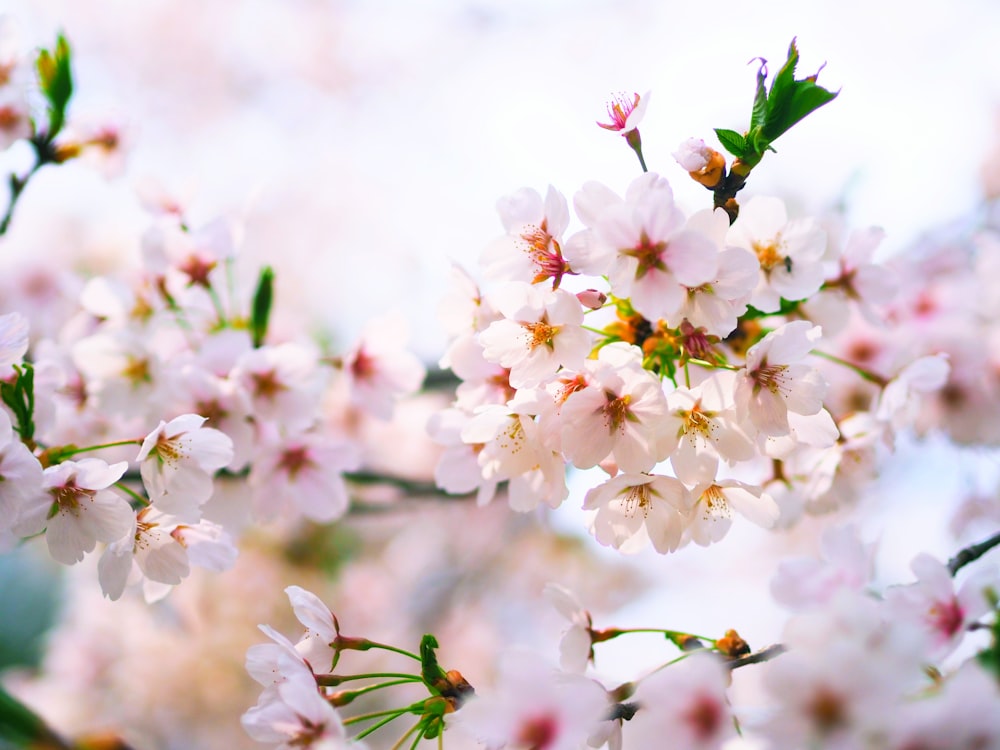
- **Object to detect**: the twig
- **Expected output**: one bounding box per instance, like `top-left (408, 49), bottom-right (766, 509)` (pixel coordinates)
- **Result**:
top-left (947, 530), bottom-right (1000, 576)
top-left (726, 643), bottom-right (787, 670)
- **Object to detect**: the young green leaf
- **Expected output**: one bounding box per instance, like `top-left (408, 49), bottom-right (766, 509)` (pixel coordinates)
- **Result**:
top-left (250, 265), bottom-right (274, 348)
top-left (761, 38), bottom-right (838, 144)
top-left (35, 33), bottom-right (74, 140)
top-left (714, 128), bottom-right (748, 158)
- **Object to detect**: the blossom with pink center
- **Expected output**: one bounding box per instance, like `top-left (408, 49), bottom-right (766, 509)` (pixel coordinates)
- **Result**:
top-left (727, 196), bottom-right (827, 313)
top-left (340, 312), bottom-right (426, 420)
top-left (735, 321), bottom-right (827, 438)
top-left (583, 472), bottom-right (690, 554)
top-left (597, 91), bottom-right (650, 134)
top-left (449, 650), bottom-right (609, 750)
top-left (230, 342), bottom-right (325, 431)
top-left (14, 458), bottom-right (133, 565)
top-left (479, 282), bottom-right (589, 389)
top-left (684, 479), bottom-right (778, 546)
top-left (884, 553), bottom-right (993, 660)
top-left (137, 413), bottom-right (234, 521)
top-left (481, 185), bottom-right (575, 288)
top-left (803, 226), bottom-right (898, 335)
top-left (760, 590), bottom-right (927, 749)
top-left (249, 429), bottom-right (361, 523)
top-left (592, 173), bottom-right (719, 321)
top-left (625, 652), bottom-right (735, 750)
top-left (559, 343), bottom-right (669, 473)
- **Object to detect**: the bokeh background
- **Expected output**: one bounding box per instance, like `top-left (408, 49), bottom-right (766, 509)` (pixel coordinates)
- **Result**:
top-left (2, 1), bottom-right (1000, 748)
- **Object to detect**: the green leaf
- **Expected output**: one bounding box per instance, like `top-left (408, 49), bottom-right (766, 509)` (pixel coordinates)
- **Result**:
top-left (35, 33), bottom-right (74, 140)
top-left (419, 634), bottom-right (448, 688)
top-left (0, 684), bottom-right (69, 748)
top-left (750, 57), bottom-right (769, 131)
top-left (250, 265), bottom-right (274, 348)
top-left (714, 128), bottom-right (748, 158)
top-left (761, 38), bottom-right (838, 144)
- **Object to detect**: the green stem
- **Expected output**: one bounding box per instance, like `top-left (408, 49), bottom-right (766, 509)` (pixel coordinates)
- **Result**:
top-left (317, 672), bottom-right (423, 687)
top-left (811, 350), bottom-right (888, 386)
top-left (57, 439), bottom-right (142, 458)
top-left (207, 284), bottom-right (228, 326)
top-left (116, 482), bottom-right (150, 507)
top-left (349, 710), bottom-right (410, 739)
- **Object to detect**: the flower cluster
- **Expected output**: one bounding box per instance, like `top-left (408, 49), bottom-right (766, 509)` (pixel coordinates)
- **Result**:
top-left (432, 161), bottom-right (941, 553)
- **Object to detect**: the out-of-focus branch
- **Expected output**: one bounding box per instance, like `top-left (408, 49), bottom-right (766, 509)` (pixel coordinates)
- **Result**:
top-left (947, 530), bottom-right (1000, 576)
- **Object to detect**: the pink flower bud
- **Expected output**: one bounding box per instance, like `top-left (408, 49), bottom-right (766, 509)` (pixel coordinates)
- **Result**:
top-left (576, 289), bottom-right (607, 310)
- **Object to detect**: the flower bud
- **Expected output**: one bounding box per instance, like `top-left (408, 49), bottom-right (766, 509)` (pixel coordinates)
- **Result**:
top-left (576, 289), bottom-right (607, 310)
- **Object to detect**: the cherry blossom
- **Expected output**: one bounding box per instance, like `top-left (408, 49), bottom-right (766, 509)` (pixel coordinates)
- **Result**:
top-left (15, 458), bottom-right (133, 565)
top-left (583, 472), bottom-right (690, 554)
top-left (449, 650), bottom-right (610, 750)
top-left (589, 173), bottom-right (719, 321)
top-left (625, 653), bottom-right (735, 750)
top-left (727, 196), bottom-right (827, 314)
top-left (481, 185), bottom-right (574, 288)
top-left (735, 321), bottom-right (827, 438)
top-left (478, 282), bottom-right (589, 389)
top-left (137, 413), bottom-right (234, 521)
top-left (596, 91), bottom-right (649, 134)
top-left (559, 343), bottom-right (669, 473)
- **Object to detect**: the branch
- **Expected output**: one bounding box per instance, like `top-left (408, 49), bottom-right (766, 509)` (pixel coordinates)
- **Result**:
top-left (725, 643), bottom-right (787, 670)
top-left (947, 530), bottom-right (1000, 576)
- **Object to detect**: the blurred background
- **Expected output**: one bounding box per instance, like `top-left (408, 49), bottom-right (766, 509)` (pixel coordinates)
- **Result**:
top-left (2, 0), bottom-right (1000, 748)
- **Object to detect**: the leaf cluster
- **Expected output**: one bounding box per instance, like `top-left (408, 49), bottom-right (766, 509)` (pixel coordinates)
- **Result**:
top-left (714, 38), bottom-right (838, 169)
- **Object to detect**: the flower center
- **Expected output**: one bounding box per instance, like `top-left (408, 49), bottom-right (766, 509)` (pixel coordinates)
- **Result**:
top-left (515, 713), bottom-right (559, 750)
top-left (752, 363), bottom-right (789, 395)
top-left (623, 232), bottom-right (667, 279)
top-left (521, 321), bottom-right (557, 350)
top-left (278, 446), bottom-right (314, 481)
top-left (603, 391), bottom-right (633, 433)
top-left (752, 239), bottom-right (785, 271)
top-left (699, 485), bottom-right (732, 521)
top-left (683, 693), bottom-right (724, 741)
top-left (620, 483), bottom-right (652, 518)
top-left (519, 224), bottom-right (572, 288)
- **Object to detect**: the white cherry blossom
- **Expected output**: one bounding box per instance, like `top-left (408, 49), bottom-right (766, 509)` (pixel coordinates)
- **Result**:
top-left (137, 413), bottom-right (234, 521)
top-left (735, 321), bottom-right (827, 437)
top-left (16, 458), bottom-right (132, 565)
top-left (560, 343), bottom-right (669, 473)
top-left (728, 196), bottom-right (826, 313)
top-left (584, 473), bottom-right (690, 554)
top-left (479, 282), bottom-right (589, 389)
